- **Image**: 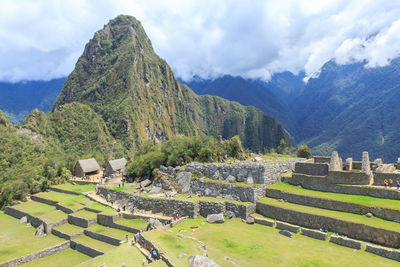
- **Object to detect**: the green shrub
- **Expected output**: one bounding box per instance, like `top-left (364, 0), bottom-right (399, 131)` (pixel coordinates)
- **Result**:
top-left (297, 144), bottom-right (312, 158)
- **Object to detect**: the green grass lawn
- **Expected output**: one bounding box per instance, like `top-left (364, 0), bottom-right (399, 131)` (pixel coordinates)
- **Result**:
top-left (258, 197), bottom-right (400, 232)
top-left (51, 183), bottom-right (96, 194)
top-left (21, 248), bottom-right (90, 267)
top-left (72, 235), bottom-right (117, 252)
top-left (87, 224), bottom-right (131, 240)
top-left (13, 201), bottom-right (66, 223)
top-left (142, 229), bottom-right (204, 266)
top-left (77, 243), bottom-right (150, 267)
top-left (269, 182), bottom-right (400, 210)
top-left (154, 217), bottom-right (396, 267)
top-left (72, 210), bottom-right (98, 220)
top-left (87, 202), bottom-right (116, 215)
top-left (53, 223), bottom-right (84, 236)
top-left (114, 217), bottom-right (148, 230)
top-left (35, 191), bottom-right (92, 209)
top-left (0, 212), bottom-right (64, 263)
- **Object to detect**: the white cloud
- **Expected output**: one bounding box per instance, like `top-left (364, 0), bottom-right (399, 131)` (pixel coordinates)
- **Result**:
top-left (1, 0), bottom-right (400, 82)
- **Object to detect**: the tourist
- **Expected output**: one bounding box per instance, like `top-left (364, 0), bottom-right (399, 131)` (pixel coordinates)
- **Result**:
top-left (134, 232), bottom-right (139, 243)
top-left (126, 234), bottom-right (129, 243)
top-left (397, 180), bottom-right (400, 190)
top-left (118, 183), bottom-right (121, 188)
top-left (384, 179), bottom-right (388, 188)
top-left (152, 249), bottom-right (158, 260)
top-left (141, 239), bottom-right (145, 248)
top-left (389, 178), bottom-right (393, 188)
top-left (142, 258), bottom-right (146, 267)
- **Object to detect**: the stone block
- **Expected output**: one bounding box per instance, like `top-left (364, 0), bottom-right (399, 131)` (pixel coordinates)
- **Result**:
top-left (362, 151), bottom-right (371, 175)
top-left (301, 228), bottom-right (328, 240)
top-left (329, 151), bottom-right (342, 171)
top-left (254, 216), bottom-right (275, 227)
top-left (276, 221), bottom-right (300, 233)
top-left (329, 234), bottom-right (362, 249)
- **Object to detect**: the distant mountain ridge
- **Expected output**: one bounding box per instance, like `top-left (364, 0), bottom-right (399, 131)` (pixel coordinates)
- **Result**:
top-left (0, 78), bottom-right (65, 124)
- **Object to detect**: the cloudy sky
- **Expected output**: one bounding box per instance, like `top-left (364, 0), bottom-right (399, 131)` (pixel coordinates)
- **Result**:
top-left (1, 0), bottom-right (400, 82)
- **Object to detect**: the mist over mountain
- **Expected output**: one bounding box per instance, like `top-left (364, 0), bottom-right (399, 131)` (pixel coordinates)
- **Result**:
top-left (0, 78), bottom-right (65, 124)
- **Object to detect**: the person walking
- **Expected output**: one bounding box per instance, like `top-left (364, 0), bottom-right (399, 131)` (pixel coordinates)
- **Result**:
top-left (389, 178), bottom-right (393, 188)
top-left (384, 179), bottom-right (388, 188)
top-left (397, 180), bottom-right (400, 190)
top-left (126, 234), bottom-right (129, 243)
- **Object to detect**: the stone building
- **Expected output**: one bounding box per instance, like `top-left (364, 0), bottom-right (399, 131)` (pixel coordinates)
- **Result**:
top-left (74, 158), bottom-right (101, 177)
top-left (105, 158), bottom-right (127, 177)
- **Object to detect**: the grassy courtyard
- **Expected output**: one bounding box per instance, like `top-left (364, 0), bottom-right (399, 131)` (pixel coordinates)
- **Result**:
top-left (87, 224), bottom-right (130, 241)
top-left (145, 217), bottom-right (397, 266)
top-left (78, 243), bottom-right (153, 267)
top-left (51, 183), bottom-right (96, 194)
top-left (114, 217), bottom-right (148, 230)
top-left (13, 201), bottom-right (66, 223)
top-left (22, 249), bottom-right (90, 267)
top-left (72, 235), bottom-right (117, 252)
top-left (0, 212), bottom-right (64, 263)
top-left (72, 209), bottom-right (98, 220)
top-left (269, 182), bottom-right (400, 210)
top-left (53, 223), bottom-right (84, 236)
top-left (258, 197), bottom-right (400, 232)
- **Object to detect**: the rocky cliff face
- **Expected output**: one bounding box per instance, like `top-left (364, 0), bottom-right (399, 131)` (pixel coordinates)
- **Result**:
top-left (52, 15), bottom-right (292, 152)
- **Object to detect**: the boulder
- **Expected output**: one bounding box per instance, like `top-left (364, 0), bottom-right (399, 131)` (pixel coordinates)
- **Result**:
top-left (253, 157), bottom-right (262, 162)
top-left (188, 255), bottom-right (220, 267)
top-left (246, 217), bottom-right (255, 224)
top-left (279, 230), bottom-right (293, 238)
top-left (19, 216), bottom-right (27, 224)
top-left (240, 191), bottom-right (248, 202)
top-left (225, 211), bottom-right (236, 219)
top-left (149, 186), bottom-right (162, 194)
top-left (146, 218), bottom-right (163, 231)
top-left (35, 224), bottom-right (44, 237)
top-left (206, 214), bottom-right (224, 224)
top-left (226, 175), bottom-right (236, 183)
top-left (365, 212), bottom-right (373, 218)
top-left (176, 172), bottom-right (192, 189)
top-left (204, 188), bottom-right (212, 196)
top-left (140, 179), bottom-right (152, 187)
top-left (178, 252), bottom-right (187, 259)
top-left (212, 171), bottom-right (221, 180)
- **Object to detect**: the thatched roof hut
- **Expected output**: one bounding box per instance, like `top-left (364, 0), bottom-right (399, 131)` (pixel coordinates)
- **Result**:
top-left (105, 158), bottom-right (127, 177)
top-left (74, 158), bottom-right (101, 177)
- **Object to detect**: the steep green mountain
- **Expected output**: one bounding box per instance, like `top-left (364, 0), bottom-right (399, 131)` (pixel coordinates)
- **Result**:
top-left (0, 78), bottom-right (65, 124)
top-left (293, 59), bottom-right (400, 161)
top-left (52, 15), bottom-right (292, 152)
top-left (184, 74), bottom-right (302, 138)
top-left (23, 103), bottom-right (124, 165)
top-left (0, 109), bottom-right (72, 208)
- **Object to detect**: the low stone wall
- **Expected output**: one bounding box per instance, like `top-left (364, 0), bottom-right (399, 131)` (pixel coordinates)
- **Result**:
top-left (301, 228), bottom-right (327, 240)
top-left (70, 240), bottom-right (103, 257)
top-left (30, 195), bottom-right (58, 206)
top-left (55, 204), bottom-right (78, 214)
top-left (84, 230), bottom-right (122, 246)
top-left (52, 227), bottom-right (82, 240)
top-left (265, 188), bottom-right (400, 222)
top-left (276, 221), bottom-right (300, 233)
top-left (0, 241), bottom-right (70, 267)
top-left (330, 235), bottom-right (363, 249)
top-left (49, 187), bottom-right (81, 195)
top-left (374, 173), bottom-right (400, 186)
top-left (97, 213), bottom-right (121, 226)
top-left (199, 201), bottom-right (225, 217)
top-left (191, 180), bottom-right (266, 202)
top-left (289, 174), bottom-right (400, 200)
top-left (366, 244), bottom-right (400, 262)
top-left (313, 156), bottom-right (331, 164)
top-left (256, 202), bottom-right (400, 248)
top-left (68, 214), bottom-right (97, 228)
top-left (327, 171), bottom-right (372, 185)
top-left (294, 162), bottom-right (329, 176)
top-left (4, 206), bottom-right (67, 234)
top-left (184, 160), bottom-right (301, 185)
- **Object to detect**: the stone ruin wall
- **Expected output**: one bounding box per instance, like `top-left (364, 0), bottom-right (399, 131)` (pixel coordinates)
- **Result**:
top-left (96, 187), bottom-right (255, 219)
top-left (182, 160), bottom-right (302, 185)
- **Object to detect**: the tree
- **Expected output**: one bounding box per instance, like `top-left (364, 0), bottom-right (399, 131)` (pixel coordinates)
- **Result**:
top-left (277, 139), bottom-right (287, 153)
top-left (297, 144), bottom-right (312, 158)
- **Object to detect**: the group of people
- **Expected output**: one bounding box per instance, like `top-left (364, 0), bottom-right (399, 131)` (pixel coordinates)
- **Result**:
top-left (132, 231), bottom-right (158, 264)
top-left (383, 178), bottom-right (400, 189)
top-left (163, 213), bottom-right (181, 226)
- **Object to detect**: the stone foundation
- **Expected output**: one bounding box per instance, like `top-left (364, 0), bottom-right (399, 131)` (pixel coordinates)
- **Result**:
top-left (276, 221), bottom-right (300, 233)
top-left (70, 240), bottom-right (104, 257)
top-left (330, 234), bottom-right (363, 249)
top-left (301, 228), bottom-right (327, 240)
top-left (68, 214), bottom-right (97, 228)
top-left (327, 171), bottom-right (371, 185)
top-left (253, 216), bottom-right (275, 227)
top-left (84, 230), bottom-right (122, 246)
top-left (52, 227), bottom-right (83, 240)
top-left (265, 188), bottom-right (400, 222)
top-left (365, 244), bottom-right (400, 262)
top-left (256, 202), bottom-right (400, 248)
top-left (49, 187), bottom-right (81, 195)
